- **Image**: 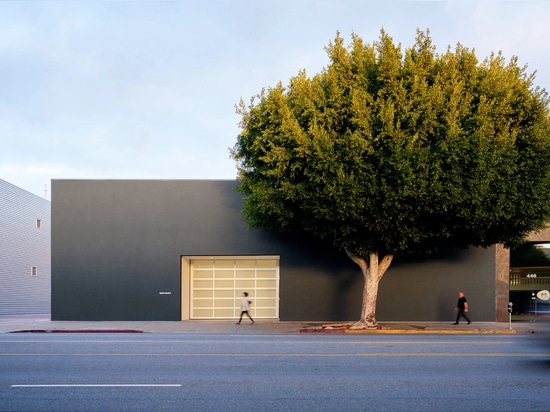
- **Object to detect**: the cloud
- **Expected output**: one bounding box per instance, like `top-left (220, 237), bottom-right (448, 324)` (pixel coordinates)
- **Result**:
top-left (2, 0), bottom-right (549, 199)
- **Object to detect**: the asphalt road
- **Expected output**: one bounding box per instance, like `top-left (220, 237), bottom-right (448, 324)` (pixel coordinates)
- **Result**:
top-left (1, 333), bottom-right (549, 411)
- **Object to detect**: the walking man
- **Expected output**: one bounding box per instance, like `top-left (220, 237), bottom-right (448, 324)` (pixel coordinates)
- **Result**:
top-left (236, 292), bottom-right (255, 325)
top-left (454, 291), bottom-right (471, 325)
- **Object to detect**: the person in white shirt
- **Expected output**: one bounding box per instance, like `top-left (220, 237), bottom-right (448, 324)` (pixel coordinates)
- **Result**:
top-left (236, 292), bottom-right (255, 325)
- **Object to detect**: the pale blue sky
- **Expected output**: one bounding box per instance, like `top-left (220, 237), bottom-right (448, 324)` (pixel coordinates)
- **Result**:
top-left (2, 0), bottom-right (550, 199)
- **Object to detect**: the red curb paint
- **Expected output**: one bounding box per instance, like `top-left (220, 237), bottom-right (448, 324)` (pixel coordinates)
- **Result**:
top-left (10, 330), bottom-right (143, 334)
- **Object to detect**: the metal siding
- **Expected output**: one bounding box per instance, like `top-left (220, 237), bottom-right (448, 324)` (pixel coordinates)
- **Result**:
top-left (0, 180), bottom-right (51, 315)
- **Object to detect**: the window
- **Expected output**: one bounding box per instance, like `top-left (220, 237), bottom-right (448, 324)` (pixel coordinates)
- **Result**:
top-left (36, 219), bottom-right (42, 229)
top-left (31, 267), bottom-right (38, 277)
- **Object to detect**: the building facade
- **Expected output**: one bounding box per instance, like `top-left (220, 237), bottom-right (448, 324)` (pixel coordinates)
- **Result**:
top-left (52, 179), bottom-right (506, 322)
top-left (508, 228), bottom-right (550, 317)
top-left (0, 179), bottom-right (51, 315)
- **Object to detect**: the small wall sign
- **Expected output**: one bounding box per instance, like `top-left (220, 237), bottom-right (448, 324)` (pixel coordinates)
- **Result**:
top-left (536, 290), bottom-right (550, 301)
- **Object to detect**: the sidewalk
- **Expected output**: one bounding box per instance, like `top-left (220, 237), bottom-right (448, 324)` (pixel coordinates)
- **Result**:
top-left (1, 314), bottom-right (549, 334)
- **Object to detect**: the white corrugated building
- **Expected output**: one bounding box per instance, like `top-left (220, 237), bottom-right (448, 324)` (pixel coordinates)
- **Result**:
top-left (0, 179), bottom-right (50, 315)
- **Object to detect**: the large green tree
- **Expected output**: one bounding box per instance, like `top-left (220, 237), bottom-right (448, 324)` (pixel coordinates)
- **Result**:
top-left (231, 30), bottom-right (550, 328)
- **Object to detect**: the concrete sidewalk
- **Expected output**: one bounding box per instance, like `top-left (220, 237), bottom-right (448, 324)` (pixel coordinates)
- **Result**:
top-left (1, 314), bottom-right (549, 334)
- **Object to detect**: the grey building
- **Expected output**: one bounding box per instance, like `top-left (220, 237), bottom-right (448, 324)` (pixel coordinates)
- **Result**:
top-left (0, 179), bottom-right (51, 315)
top-left (52, 179), bottom-right (508, 322)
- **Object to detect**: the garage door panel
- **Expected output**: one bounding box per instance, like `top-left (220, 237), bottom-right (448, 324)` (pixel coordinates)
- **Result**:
top-left (193, 261), bottom-right (213, 269)
top-left (257, 269), bottom-right (277, 277)
top-left (193, 309), bottom-right (213, 317)
top-left (257, 259), bottom-right (277, 268)
top-left (215, 290), bottom-right (234, 298)
top-left (214, 308), bottom-right (236, 317)
top-left (256, 279), bottom-right (276, 288)
top-left (215, 298), bottom-right (235, 307)
top-left (236, 269), bottom-right (255, 278)
top-left (255, 289), bottom-right (277, 298)
top-left (193, 280), bottom-right (213, 288)
top-left (194, 290), bottom-right (213, 298)
top-left (193, 299), bottom-right (213, 308)
top-left (215, 270), bottom-right (234, 278)
top-left (236, 279), bottom-right (255, 289)
top-left (252, 298), bottom-right (274, 306)
top-left (193, 270), bottom-right (213, 278)
top-left (214, 260), bottom-right (234, 268)
top-left (235, 260), bottom-right (256, 268)
top-left (214, 279), bottom-right (234, 288)
top-left (254, 308), bottom-right (277, 317)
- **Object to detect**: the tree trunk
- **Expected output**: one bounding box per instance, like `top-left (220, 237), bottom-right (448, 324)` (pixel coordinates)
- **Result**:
top-left (346, 249), bottom-right (393, 329)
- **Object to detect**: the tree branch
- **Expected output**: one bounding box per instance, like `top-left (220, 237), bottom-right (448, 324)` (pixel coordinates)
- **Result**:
top-left (345, 248), bottom-right (368, 273)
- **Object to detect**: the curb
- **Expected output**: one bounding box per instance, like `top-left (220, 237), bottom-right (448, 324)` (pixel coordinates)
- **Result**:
top-left (9, 329), bottom-right (143, 334)
top-left (300, 328), bottom-right (347, 334)
top-left (344, 328), bottom-right (517, 335)
top-left (300, 328), bottom-right (518, 334)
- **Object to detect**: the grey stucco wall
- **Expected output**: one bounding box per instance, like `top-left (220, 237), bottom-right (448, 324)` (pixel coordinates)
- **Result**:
top-left (52, 179), bottom-right (287, 320)
top-left (376, 247), bottom-right (496, 321)
top-left (52, 179), bottom-right (497, 322)
top-left (277, 237), bottom-right (496, 322)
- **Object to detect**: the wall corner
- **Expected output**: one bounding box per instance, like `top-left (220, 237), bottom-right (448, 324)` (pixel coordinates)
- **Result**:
top-left (495, 244), bottom-right (510, 322)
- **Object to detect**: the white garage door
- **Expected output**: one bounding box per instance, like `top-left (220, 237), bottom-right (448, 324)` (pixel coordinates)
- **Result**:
top-left (189, 257), bottom-right (279, 320)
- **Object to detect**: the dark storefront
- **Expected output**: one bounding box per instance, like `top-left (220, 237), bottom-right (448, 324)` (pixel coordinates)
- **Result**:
top-left (510, 243), bottom-right (550, 318)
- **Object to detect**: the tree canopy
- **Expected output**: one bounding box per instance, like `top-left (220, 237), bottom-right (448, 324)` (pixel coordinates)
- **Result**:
top-left (231, 29), bottom-right (550, 328)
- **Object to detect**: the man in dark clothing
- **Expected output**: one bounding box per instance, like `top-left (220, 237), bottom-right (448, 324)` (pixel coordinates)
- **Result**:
top-left (454, 292), bottom-right (471, 325)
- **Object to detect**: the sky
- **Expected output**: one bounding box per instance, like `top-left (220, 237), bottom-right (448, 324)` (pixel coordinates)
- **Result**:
top-left (2, 0), bottom-right (550, 200)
